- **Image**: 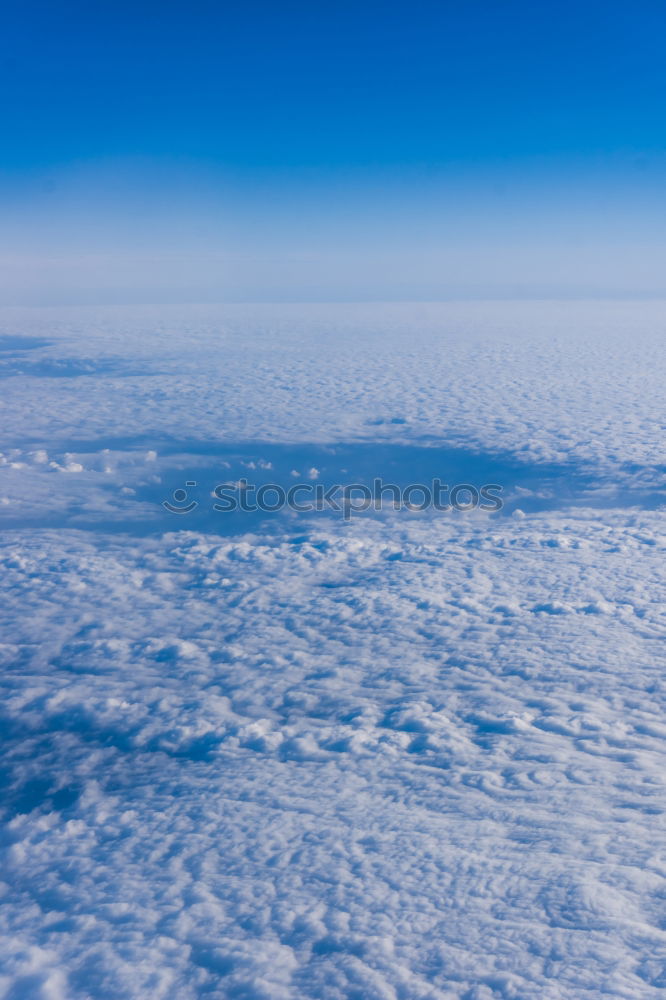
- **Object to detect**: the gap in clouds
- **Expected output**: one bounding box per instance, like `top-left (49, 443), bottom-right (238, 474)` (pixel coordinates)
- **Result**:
top-left (1, 438), bottom-right (664, 536)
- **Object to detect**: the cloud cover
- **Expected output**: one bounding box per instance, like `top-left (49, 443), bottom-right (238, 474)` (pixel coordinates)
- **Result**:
top-left (0, 302), bottom-right (665, 996)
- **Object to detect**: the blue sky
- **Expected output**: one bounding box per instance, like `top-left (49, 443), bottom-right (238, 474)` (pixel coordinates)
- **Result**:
top-left (2, 0), bottom-right (665, 302)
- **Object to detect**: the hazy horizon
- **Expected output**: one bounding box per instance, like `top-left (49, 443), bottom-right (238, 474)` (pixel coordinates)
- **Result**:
top-left (3, 0), bottom-right (666, 304)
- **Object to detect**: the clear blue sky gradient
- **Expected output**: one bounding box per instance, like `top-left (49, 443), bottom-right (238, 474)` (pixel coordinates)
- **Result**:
top-left (2, 0), bottom-right (665, 302)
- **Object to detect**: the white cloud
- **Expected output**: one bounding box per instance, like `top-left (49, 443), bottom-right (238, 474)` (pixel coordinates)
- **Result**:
top-left (0, 303), bottom-right (665, 997)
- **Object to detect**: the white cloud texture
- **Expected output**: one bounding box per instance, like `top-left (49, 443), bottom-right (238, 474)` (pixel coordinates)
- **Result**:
top-left (0, 302), bottom-right (665, 997)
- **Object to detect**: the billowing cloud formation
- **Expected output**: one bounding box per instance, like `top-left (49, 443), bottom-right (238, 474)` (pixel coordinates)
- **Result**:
top-left (1, 302), bottom-right (665, 997)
